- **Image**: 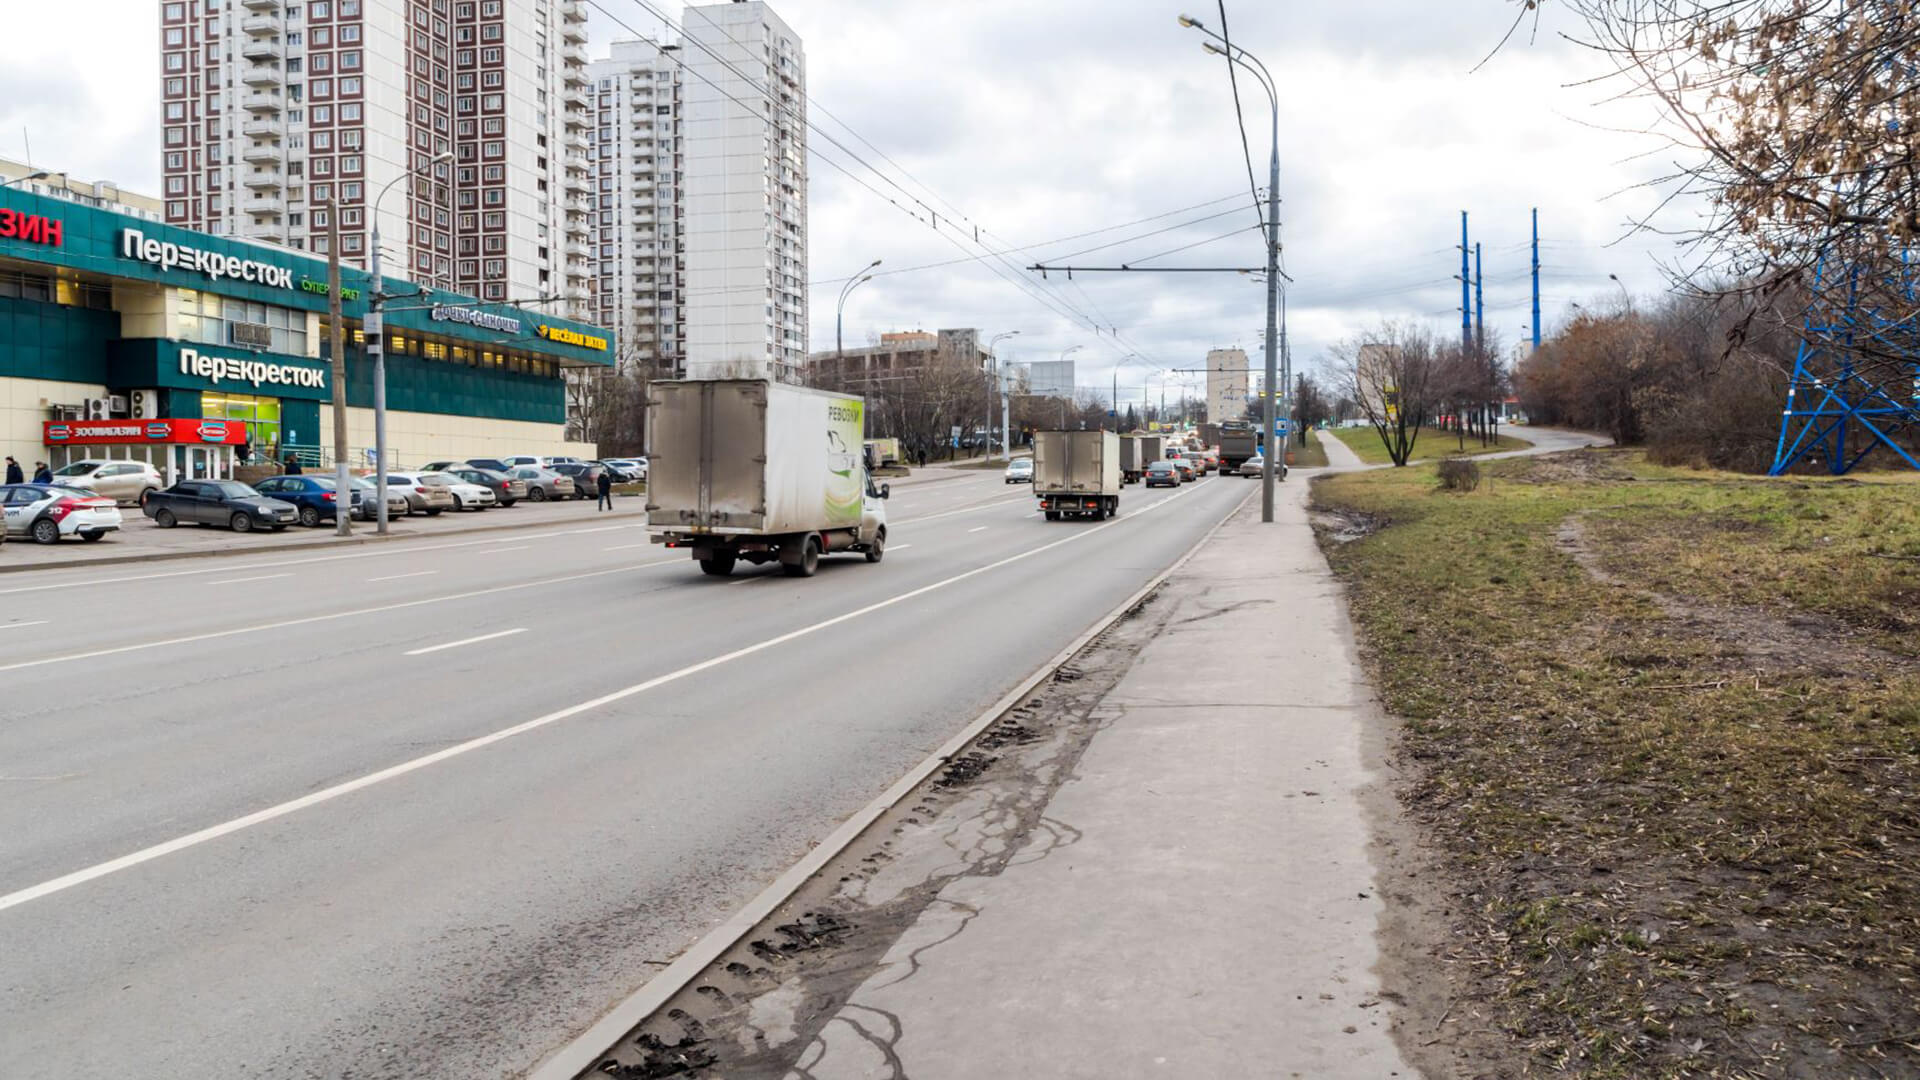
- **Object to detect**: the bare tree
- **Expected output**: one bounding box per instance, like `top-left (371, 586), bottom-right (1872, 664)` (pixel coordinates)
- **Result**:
top-left (1331, 322), bottom-right (1439, 466)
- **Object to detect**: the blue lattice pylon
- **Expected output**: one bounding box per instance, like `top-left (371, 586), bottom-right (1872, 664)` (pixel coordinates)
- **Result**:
top-left (1769, 250), bottom-right (1920, 475)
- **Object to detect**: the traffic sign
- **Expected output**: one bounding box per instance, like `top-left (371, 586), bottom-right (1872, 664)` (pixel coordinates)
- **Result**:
top-left (1273, 418), bottom-right (1290, 436)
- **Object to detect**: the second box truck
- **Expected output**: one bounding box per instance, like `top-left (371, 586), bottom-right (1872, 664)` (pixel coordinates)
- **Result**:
top-left (1033, 430), bottom-right (1122, 520)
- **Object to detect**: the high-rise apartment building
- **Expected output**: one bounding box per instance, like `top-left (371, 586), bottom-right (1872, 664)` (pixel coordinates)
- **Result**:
top-left (158, 0), bottom-right (590, 309)
top-left (587, 39), bottom-right (684, 373)
top-left (678, 0), bottom-right (806, 378)
top-left (1206, 347), bottom-right (1249, 423)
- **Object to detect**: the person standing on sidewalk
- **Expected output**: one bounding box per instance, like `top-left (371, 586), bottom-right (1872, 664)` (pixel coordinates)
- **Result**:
top-left (595, 466), bottom-right (613, 511)
top-left (4, 457), bottom-right (22, 484)
top-left (32, 461), bottom-right (53, 484)
top-left (284, 455), bottom-right (303, 476)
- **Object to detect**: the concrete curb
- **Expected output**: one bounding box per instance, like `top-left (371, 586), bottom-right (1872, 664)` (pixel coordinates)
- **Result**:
top-left (0, 505), bottom-right (652, 576)
top-left (526, 479), bottom-right (1260, 1080)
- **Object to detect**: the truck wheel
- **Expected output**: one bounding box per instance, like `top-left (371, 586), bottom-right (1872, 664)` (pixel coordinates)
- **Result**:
top-left (155, 508), bottom-right (178, 529)
top-left (864, 529), bottom-right (886, 563)
top-left (699, 553), bottom-right (736, 577)
top-left (784, 536), bottom-right (820, 577)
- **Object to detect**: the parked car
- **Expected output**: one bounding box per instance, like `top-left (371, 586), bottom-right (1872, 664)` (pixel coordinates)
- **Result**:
top-left (424, 471), bottom-right (497, 511)
top-left (463, 457), bottom-right (514, 473)
top-left (550, 462), bottom-right (605, 499)
top-left (601, 457), bottom-right (648, 482)
top-left (1004, 458), bottom-right (1034, 484)
top-left (1238, 455), bottom-right (1265, 478)
top-left (45, 459), bottom-right (164, 506)
top-left (1144, 460), bottom-right (1181, 488)
top-left (1, 483), bottom-right (124, 543)
top-left (351, 477), bottom-right (411, 520)
top-left (1169, 458), bottom-right (1197, 483)
top-left (380, 472), bottom-right (457, 516)
top-left (254, 474), bottom-right (365, 527)
top-left (442, 465), bottom-right (525, 507)
top-left (143, 480), bottom-right (295, 533)
top-left (512, 466), bottom-right (575, 502)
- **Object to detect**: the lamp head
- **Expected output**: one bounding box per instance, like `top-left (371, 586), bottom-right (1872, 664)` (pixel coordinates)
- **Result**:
top-left (1202, 42), bottom-right (1226, 56)
top-left (1177, 14), bottom-right (1201, 28)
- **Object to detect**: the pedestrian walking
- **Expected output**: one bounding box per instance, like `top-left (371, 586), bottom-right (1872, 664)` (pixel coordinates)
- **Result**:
top-left (32, 461), bottom-right (53, 484)
top-left (284, 455), bottom-right (303, 476)
top-left (596, 466), bottom-right (613, 511)
top-left (3, 456), bottom-right (21, 485)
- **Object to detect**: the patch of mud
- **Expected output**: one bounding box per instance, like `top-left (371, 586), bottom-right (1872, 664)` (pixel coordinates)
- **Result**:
top-left (1499, 448), bottom-right (1636, 485)
top-left (1310, 507), bottom-right (1385, 545)
top-left (1557, 516), bottom-right (1909, 676)
top-left (580, 595), bottom-right (1170, 1079)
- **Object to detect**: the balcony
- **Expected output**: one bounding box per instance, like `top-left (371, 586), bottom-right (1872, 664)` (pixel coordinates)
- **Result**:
top-left (241, 39), bottom-right (282, 60)
top-left (241, 14), bottom-right (280, 35)
top-left (242, 66), bottom-right (283, 88)
top-left (242, 171), bottom-right (283, 191)
top-left (563, 109), bottom-right (588, 130)
top-left (564, 64), bottom-right (588, 87)
top-left (242, 194), bottom-right (285, 215)
top-left (561, 0), bottom-right (587, 25)
top-left (241, 144), bottom-right (283, 165)
top-left (565, 132), bottom-right (590, 153)
top-left (561, 18), bottom-right (587, 43)
top-left (241, 0), bottom-right (280, 10)
top-left (249, 221), bottom-right (288, 243)
top-left (565, 241), bottom-right (588, 259)
top-left (241, 92), bottom-right (284, 113)
top-left (565, 285), bottom-right (590, 302)
top-left (241, 118), bottom-right (281, 138)
top-left (563, 174), bottom-right (590, 196)
top-left (563, 43), bottom-right (588, 66)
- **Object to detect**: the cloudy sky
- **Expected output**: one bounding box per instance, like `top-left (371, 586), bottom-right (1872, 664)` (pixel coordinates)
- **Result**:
top-left (1, 0), bottom-right (1679, 409)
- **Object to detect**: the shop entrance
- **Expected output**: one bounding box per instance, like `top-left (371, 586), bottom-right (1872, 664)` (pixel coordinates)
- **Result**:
top-left (203, 391), bottom-right (282, 463)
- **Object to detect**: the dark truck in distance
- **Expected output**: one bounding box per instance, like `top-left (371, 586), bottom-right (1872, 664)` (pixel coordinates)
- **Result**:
top-left (1218, 424), bottom-right (1260, 471)
top-left (143, 479), bottom-right (298, 533)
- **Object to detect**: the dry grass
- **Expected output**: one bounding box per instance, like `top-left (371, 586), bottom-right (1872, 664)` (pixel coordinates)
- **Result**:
top-left (1313, 448), bottom-right (1920, 1079)
top-left (1327, 424), bottom-right (1531, 465)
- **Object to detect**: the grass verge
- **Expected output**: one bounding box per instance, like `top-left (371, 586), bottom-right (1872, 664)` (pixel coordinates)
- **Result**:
top-left (1312, 449), bottom-right (1920, 1078)
top-left (1327, 424), bottom-right (1531, 465)
top-left (1288, 427), bottom-right (1331, 468)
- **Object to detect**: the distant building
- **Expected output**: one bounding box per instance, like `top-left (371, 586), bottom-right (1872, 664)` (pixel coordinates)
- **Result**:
top-left (1206, 347), bottom-right (1248, 423)
top-left (0, 159), bottom-right (163, 222)
top-left (587, 38), bottom-right (685, 374)
top-left (805, 329), bottom-right (987, 387)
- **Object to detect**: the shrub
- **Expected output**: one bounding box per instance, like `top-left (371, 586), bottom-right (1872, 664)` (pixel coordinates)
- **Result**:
top-left (1436, 458), bottom-right (1481, 492)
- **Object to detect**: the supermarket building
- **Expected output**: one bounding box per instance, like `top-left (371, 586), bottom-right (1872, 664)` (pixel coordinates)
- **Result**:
top-left (0, 184), bottom-right (614, 483)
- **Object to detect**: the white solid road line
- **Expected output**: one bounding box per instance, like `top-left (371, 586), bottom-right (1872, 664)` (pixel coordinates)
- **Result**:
top-left (0, 479), bottom-right (1209, 915)
top-left (0, 522), bottom-right (650, 597)
top-left (888, 544), bottom-right (912, 552)
top-left (0, 559), bottom-right (680, 675)
top-left (0, 621), bottom-right (50, 631)
top-left (405, 628), bottom-right (527, 655)
top-left (967, 526), bottom-right (989, 533)
top-left (368, 571), bottom-right (437, 583)
top-left (208, 573), bottom-right (293, 585)
top-left (603, 543), bottom-right (651, 552)
top-left (486, 546), bottom-right (530, 553)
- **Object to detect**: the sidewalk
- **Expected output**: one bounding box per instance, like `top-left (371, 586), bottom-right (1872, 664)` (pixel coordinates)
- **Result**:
top-left (793, 479), bottom-right (1417, 1078)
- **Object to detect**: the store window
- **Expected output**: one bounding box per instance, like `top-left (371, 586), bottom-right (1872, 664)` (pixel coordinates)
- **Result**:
top-left (175, 290), bottom-right (310, 355)
top-left (203, 392), bottom-right (283, 452)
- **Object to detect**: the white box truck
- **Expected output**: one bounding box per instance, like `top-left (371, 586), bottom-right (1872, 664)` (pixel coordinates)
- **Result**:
top-left (1033, 430), bottom-right (1122, 520)
top-left (646, 379), bottom-right (889, 577)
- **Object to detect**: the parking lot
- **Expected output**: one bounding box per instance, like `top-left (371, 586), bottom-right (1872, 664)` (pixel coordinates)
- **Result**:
top-left (0, 488), bottom-right (649, 572)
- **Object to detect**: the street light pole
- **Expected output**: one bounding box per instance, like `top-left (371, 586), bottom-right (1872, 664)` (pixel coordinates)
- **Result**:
top-left (326, 203), bottom-right (352, 537)
top-left (988, 330), bottom-right (1020, 463)
top-left (367, 149), bottom-right (452, 534)
top-left (1058, 344), bottom-right (1083, 429)
top-left (1187, 16), bottom-right (1283, 520)
top-left (836, 258), bottom-right (882, 364)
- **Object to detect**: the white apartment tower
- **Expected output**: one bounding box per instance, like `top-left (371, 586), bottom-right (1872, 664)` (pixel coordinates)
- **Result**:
top-left (587, 39), bottom-right (684, 373)
top-left (1206, 347), bottom-right (1250, 423)
top-left (158, 0), bottom-right (591, 307)
top-left (678, 1), bottom-right (807, 378)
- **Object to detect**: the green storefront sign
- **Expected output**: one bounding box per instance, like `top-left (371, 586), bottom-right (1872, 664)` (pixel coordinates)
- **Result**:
top-left (110, 339), bottom-right (332, 400)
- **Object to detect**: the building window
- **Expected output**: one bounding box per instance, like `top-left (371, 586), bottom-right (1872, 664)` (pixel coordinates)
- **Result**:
top-left (340, 76), bottom-right (361, 95)
top-left (341, 50), bottom-right (361, 69)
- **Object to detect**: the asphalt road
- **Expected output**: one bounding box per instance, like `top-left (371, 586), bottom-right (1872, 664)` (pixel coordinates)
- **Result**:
top-left (0, 466), bottom-right (1255, 1079)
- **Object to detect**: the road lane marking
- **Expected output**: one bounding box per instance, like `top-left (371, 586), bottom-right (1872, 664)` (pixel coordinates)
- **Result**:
top-left (892, 492), bottom-right (1034, 526)
top-left (367, 571), bottom-right (437, 583)
top-left (888, 544), bottom-right (912, 552)
top-left (0, 480), bottom-right (1216, 914)
top-left (967, 526), bottom-right (989, 533)
top-left (603, 543), bottom-right (651, 551)
top-left (208, 573), bottom-right (291, 585)
top-left (0, 523), bottom-right (652, 597)
top-left (485, 546), bottom-right (530, 553)
top-left (0, 560), bottom-right (680, 675)
top-left (0, 621), bottom-right (49, 631)
top-left (405, 628), bottom-right (527, 655)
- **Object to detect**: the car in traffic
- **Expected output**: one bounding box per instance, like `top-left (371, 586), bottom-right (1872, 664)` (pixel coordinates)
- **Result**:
top-left (441, 464), bottom-right (525, 507)
top-left (45, 459), bottom-right (165, 506)
top-left (1144, 460), bottom-right (1181, 488)
top-left (1177, 451), bottom-right (1209, 476)
top-left (511, 466), bottom-right (575, 502)
top-left (143, 480), bottom-right (296, 532)
top-left (253, 474), bottom-right (365, 527)
top-left (1, 483), bottom-right (125, 543)
top-left (1003, 457), bottom-right (1034, 484)
top-left (379, 472), bottom-right (457, 516)
top-left (1238, 455), bottom-right (1265, 478)
top-left (350, 477), bottom-right (411, 520)
top-left (1169, 457), bottom-right (1197, 483)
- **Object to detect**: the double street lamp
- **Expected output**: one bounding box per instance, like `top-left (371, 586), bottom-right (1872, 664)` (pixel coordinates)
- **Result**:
top-left (836, 259), bottom-right (881, 361)
top-left (987, 330), bottom-right (1020, 462)
top-left (1180, 13), bottom-right (1286, 521)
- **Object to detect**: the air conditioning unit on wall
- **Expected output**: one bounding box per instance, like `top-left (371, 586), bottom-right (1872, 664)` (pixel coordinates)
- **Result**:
top-left (130, 389), bottom-right (160, 419)
top-left (108, 394), bottom-right (130, 416)
top-left (84, 398), bottom-right (111, 420)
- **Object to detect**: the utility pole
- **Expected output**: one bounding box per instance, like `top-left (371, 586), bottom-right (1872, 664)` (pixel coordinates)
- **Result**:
top-left (1473, 242), bottom-right (1484, 354)
top-left (1459, 210), bottom-right (1472, 352)
top-left (325, 203), bottom-right (351, 537)
top-left (1530, 207), bottom-right (1542, 352)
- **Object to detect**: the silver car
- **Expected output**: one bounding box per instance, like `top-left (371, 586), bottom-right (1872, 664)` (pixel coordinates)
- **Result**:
top-left (351, 477), bottom-right (411, 520)
top-left (46, 459), bottom-right (165, 506)
top-left (378, 472), bottom-right (456, 516)
top-left (512, 466), bottom-right (575, 502)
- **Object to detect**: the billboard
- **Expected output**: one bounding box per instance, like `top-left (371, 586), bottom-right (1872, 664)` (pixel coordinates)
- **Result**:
top-left (1026, 359), bottom-right (1076, 398)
